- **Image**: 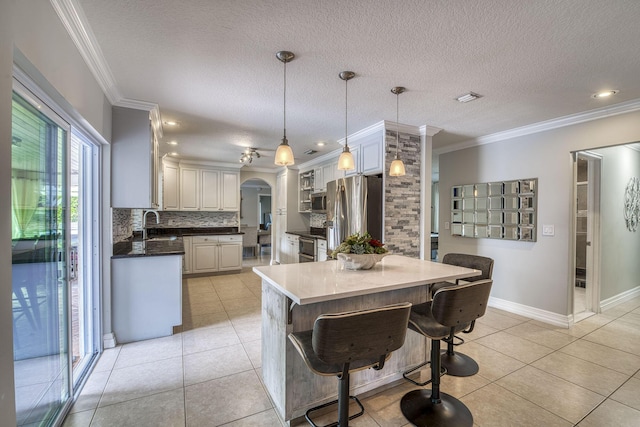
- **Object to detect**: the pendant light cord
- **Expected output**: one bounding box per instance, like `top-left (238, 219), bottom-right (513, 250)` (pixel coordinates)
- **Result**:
top-left (344, 77), bottom-right (348, 147)
top-left (396, 91), bottom-right (400, 158)
top-left (283, 59), bottom-right (287, 139)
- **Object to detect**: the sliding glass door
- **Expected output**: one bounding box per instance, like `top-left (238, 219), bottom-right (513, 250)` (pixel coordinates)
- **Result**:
top-left (12, 85), bottom-right (71, 425)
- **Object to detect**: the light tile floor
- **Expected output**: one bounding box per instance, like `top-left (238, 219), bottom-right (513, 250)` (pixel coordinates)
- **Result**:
top-left (63, 267), bottom-right (640, 427)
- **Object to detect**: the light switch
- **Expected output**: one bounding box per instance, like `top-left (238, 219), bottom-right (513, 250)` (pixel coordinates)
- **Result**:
top-left (445, 222), bottom-right (450, 230)
top-left (542, 225), bottom-right (555, 236)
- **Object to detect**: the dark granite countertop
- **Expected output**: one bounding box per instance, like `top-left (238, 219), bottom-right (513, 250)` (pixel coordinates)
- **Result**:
top-left (146, 227), bottom-right (242, 237)
top-left (112, 236), bottom-right (185, 258)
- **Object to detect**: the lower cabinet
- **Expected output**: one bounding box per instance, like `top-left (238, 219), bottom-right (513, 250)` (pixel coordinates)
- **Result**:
top-left (188, 235), bottom-right (242, 274)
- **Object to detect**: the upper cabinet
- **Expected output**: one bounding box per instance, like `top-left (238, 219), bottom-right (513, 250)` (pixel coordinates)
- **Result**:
top-left (162, 158), bottom-right (179, 210)
top-left (177, 162), bottom-right (239, 211)
top-left (299, 170), bottom-right (314, 212)
top-left (345, 134), bottom-right (383, 177)
top-left (111, 107), bottom-right (159, 208)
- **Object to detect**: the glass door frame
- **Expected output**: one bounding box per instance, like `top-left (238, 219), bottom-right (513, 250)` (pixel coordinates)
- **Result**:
top-left (13, 65), bottom-right (102, 425)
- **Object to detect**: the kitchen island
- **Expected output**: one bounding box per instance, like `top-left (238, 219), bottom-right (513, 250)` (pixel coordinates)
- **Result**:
top-left (253, 255), bottom-right (480, 423)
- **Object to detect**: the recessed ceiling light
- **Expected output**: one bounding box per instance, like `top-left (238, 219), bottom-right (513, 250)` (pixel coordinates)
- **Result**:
top-left (167, 140), bottom-right (178, 146)
top-left (163, 120), bottom-right (179, 126)
top-left (170, 152), bottom-right (179, 156)
top-left (592, 90), bottom-right (619, 99)
top-left (317, 142), bottom-right (325, 147)
top-left (455, 92), bottom-right (482, 103)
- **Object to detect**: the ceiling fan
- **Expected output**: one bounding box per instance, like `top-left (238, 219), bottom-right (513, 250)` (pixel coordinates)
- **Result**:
top-left (239, 147), bottom-right (271, 164)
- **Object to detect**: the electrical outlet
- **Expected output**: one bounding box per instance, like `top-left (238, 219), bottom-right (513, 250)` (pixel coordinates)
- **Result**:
top-left (168, 219), bottom-right (175, 225)
top-left (542, 225), bottom-right (555, 236)
top-left (445, 222), bottom-right (450, 230)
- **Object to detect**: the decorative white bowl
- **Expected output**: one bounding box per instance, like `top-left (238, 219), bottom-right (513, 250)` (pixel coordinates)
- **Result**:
top-left (337, 253), bottom-right (388, 270)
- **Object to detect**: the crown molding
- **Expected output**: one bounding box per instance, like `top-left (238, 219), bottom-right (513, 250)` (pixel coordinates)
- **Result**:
top-left (436, 98), bottom-right (640, 155)
top-left (420, 125), bottom-right (443, 137)
top-left (52, 0), bottom-right (163, 137)
top-left (51, 0), bottom-right (121, 104)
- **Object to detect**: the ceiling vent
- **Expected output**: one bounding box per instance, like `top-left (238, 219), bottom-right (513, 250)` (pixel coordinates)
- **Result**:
top-left (304, 149), bottom-right (317, 155)
top-left (455, 92), bottom-right (482, 103)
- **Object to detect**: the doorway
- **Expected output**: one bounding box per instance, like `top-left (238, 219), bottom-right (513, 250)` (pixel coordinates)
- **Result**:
top-left (240, 178), bottom-right (272, 267)
top-left (573, 152), bottom-right (601, 322)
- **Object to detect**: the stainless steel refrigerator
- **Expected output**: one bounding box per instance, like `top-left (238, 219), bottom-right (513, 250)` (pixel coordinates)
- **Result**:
top-left (325, 175), bottom-right (383, 254)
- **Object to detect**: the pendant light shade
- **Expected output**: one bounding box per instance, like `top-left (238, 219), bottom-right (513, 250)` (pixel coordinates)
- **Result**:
top-left (275, 51), bottom-right (295, 166)
top-left (389, 86), bottom-right (406, 177)
top-left (337, 71), bottom-right (356, 171)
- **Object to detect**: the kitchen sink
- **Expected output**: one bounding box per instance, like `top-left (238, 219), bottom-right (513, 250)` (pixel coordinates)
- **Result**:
top-left (146, 236), bottom-right (178, 241)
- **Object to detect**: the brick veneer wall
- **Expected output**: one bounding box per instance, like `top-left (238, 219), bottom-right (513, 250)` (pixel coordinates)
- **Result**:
top-left (384, 130), bottom-right (421, 258)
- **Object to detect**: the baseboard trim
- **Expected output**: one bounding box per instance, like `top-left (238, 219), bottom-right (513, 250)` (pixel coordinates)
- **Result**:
top-left (600, 285), bottom-right (640, 312)
top-left (488, 296), bottom-right (571, 328)
top-left (103, 332), bottom-right (116, 349)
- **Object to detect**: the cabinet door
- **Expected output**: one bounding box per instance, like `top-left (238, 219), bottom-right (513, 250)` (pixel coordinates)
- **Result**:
top-left (221, 171), bottom-right (239, 211)
top-left (192, 243), bottom-right (219, 272)
top-left (183, 236), bottom-right (192, 274)
top-left (360, 138), bottom-right (383, 175)
top-left (313, 167), bottom-right (323, 192)
top-left (219, 243), bottom-right (242, 271)
top-left (180, 167), bottom-right (200, 210)
top-left (163, 162), bottom-right (179, 210)
top-left (322, 162), bottom-right (336, 190)
top-left (201, 169), bottom-right (220, 211)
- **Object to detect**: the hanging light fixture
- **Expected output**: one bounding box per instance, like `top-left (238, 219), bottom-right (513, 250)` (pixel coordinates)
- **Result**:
top-left (337, 71), bottom-right (356, 171)
top-left (389, 86), bottom-right (406, 177)
top-left (274, 51), bottom-right (295, 166)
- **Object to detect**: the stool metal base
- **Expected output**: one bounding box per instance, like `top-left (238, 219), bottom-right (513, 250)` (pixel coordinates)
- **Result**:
top-left (400, 389), bottom-right (473, 427)
top-left (440, 350), bottom-right (479, 377)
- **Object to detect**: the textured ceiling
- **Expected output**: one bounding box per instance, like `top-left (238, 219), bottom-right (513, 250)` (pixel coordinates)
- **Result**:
top-left (75, 0), bottom-right (640, 169)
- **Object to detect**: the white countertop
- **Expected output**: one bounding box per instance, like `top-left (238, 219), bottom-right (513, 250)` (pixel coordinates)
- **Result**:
top-left (253, 255), bottom-right (480, 305)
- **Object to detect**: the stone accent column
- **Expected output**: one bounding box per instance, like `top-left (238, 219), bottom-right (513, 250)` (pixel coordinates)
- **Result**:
top-left (384, 129), bottom-right (421, 258)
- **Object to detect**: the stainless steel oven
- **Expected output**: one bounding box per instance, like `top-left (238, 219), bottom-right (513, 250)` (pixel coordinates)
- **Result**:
top-left (299, 237), bottom-right (316, 263)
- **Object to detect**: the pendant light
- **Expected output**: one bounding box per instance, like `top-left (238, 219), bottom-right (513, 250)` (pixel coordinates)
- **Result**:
top-left (389, 86), bottom-right (406, 177)
top-left (337, 71), bottom-right (356, 171)
top-left (274, 51), bottom-right (295, 166)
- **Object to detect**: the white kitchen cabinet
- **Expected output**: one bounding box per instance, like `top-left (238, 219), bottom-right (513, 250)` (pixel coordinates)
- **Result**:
top-left (183, 236), bottom-right (192, 274)
top-left (112, 255), bottom-right (182, 343)
top-left (317, 239), bottom-right (328, 262)
top-left (282, 233), bottom-right (299, 264)
top-left (299, 170), bottom-right (314, 212)
top-left (179, 167), bottom-right (199, 210)
top-left (162, 159), bottom-right (179, 210)
top-left (179, 165), bottom-right (239, 211)
top-left (345, 135), bottom-right (383, 176)
top-left (111, 106), bottom-right (159, 208)
top-left (274, 169), bottom-right (306, 264)
top-left (322, 162), bottom-right (336, 190)
top-left (189, 235), bottom-right (242, 274)
top-left (192, 237), bottom-right (219, 273)
top-left (219, 236), bottom-right (243, 271)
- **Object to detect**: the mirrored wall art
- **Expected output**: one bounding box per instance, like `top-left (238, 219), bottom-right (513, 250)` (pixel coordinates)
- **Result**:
top-left (450, 178), bottom-right (538, 242)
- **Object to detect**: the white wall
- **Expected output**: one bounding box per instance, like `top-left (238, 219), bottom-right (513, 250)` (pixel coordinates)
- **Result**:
top-left (592, 145), bottom-right (640, 300)
top-left (439, 109), bottom-right (640, 317)
top-left (1, 1), bottom-right (17, 422)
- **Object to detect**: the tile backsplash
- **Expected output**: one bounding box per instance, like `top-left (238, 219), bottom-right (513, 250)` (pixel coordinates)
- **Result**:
top-left (310, 213), bottom-right (327, 228)
top-left (112, 208), bottom-right (239, 242)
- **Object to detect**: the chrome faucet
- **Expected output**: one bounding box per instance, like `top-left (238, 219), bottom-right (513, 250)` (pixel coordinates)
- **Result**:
top-left (142, 209), bottom-right (160, 240)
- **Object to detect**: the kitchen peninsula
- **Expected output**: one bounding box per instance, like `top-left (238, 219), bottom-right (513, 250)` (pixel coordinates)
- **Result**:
top-left (253, 255), bottom-right (480, 422)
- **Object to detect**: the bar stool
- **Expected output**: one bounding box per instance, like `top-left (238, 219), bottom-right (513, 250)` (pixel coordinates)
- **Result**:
top-left (289, 302), bottom-right (412, 427)
top-left (400, 279), bottom-right (493, 427)
top-left (430, 253), bottom-right (494, 377)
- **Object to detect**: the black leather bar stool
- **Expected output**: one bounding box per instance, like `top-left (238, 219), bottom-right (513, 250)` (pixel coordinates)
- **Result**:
top-left (289, 302), bottom-right (412, 427)
top-left (430, 253), bottom-right (494, 377)
top-left (400, 279), bottom-right (493, 427)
